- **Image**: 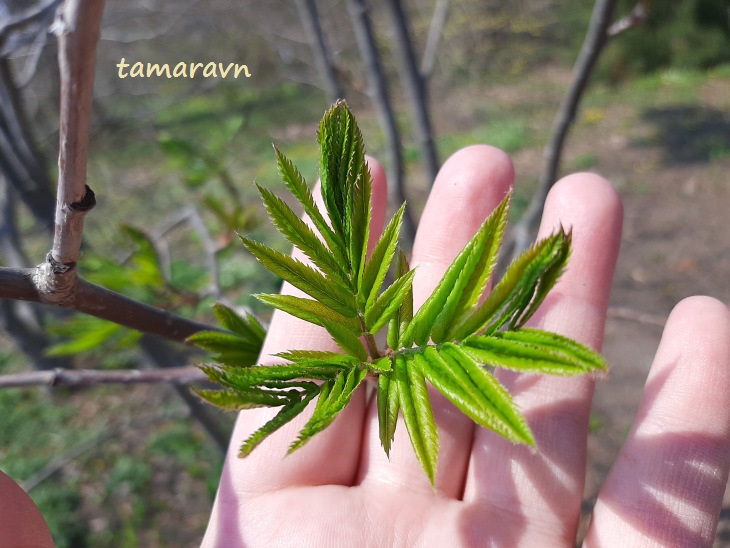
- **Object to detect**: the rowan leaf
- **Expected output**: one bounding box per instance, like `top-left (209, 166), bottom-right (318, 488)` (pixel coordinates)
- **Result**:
top-left (451, 228), bottom-right (571, 340)
top-left (377, 364), bottom-right (399, 456)
top-left (364, 268), bottom-right (416, 334)
top-left (274, 145), bottom-right (348, 265)
top-left (212, 303), bottom-right (266, 343)
top-left (255, 183), bottom-right (349, 285)
top-left (463, 328), bottom-right (606, 375)
top-left (359, 203), bottom-right (405, 309)
top-left (289, 366), bottom-right (367, 452)
top-left (395, 355), bottom-right (439, 485)
top-left (186, 331), bottom-right (260, 367)
top-left (243, 238), bottom-right (357, 317)
top-left (239, 389), bottom-right (318, 457)
top-left (255, 294), bottom-right (359, 331)
top-left (416, 344), bottom-right (533, 445)
top-left (403, 196), bottom-right (510, 347)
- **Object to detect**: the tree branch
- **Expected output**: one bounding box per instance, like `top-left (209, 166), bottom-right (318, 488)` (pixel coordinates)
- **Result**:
top-left (346, 0), bottom-right (416, 244)
top-left (0, 366), bottom-right (207, 389)
top-left (507, 0), bottom-right (618, 261)
top-left (51, 0), bottom-right (103, 270)
top-left (0, 266), bottom-right (217, 343)
top-left (420, 0), bottom-right (450, 78)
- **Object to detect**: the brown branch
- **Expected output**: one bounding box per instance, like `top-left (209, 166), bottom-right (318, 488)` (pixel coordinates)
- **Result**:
top-left (0, 366), bottom-right (207, 389)
top-left (507, 0), bottom-right (619, 262)
top-left (346, 0), bottom-right (416, 244)
top-left (51, 0), bottom-right (103, 270)
top-left (0, 267), bottom-right (217, 343)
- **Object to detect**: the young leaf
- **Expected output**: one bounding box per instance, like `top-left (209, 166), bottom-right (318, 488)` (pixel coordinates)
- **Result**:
top-left (289, 366), bottom-right (368, 452)
top-left (243, 238), bottom-right (357, 317)
top-left (395, 355), bottom-right (439, 485)
top-left (255, 294), bottom-right (360, 331)
top-left (451, 228), bottom-right (571, 340)
top-left (186, 331), bottom-right (260, 367)
top-left (239, 389), bottom-right (319, 457)
top-left (212, 303), bottom-right (266, 343)
top-left (377, 365), bottom-right (399, 456)
top-left (387, 251), bottom-right (413, 350)
top-left (364, 268), bottom-right (416, 334)
top-left (359, 203), bottom-right (405, 309)
top-left (402, 195), bottom-right (510, 347)
top-left (255, 183), bottom-right (349, 285)
top-left (274, 145), bottom-right (348, 265)
top-left (415, 344), bottom-right (533, 445)
top-left (463, 329), bottom-right (606, 376)
top-left (194, 387), bottom-right (293, 410)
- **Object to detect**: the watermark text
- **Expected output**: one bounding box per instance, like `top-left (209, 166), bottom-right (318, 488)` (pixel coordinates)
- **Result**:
top-left (116, 58), bottom-right (252, 79)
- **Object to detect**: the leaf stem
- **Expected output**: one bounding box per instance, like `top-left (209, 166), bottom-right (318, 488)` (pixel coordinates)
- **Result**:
top-left (358, 314), bottom-right (381, 360)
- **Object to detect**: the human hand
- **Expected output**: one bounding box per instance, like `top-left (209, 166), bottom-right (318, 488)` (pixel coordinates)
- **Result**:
top-left (202, 146), bottom-right (730, 547)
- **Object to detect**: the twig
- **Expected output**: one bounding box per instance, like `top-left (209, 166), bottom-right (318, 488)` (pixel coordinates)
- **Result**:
top-left (607, 306), bottom-right (664, 327)
top-left (50, 0), bottom-right (103, 269)
top-left (607, 0), bottom-right (649, 37)
top-left (384, 0), bottom-right (440, 186)
top-left (420, 0), bottom-right (450, 78)
top-left (346, 0), bottom-right (416, 244)
top-left (295, 0), bottom-right (345, 103)
top-left (0, 267), bottom-right (217, 343)
top-left (0, 366), bottom-right (207, 389)
top-left (507, 0), bottom-right (619, 262)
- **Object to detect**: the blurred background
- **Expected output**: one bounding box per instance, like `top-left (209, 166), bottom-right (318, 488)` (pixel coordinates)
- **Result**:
top-left (1, 0), bottom-right (729, 545)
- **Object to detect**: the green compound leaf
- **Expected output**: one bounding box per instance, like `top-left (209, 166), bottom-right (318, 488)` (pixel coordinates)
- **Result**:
top-left (289, 366), bottom-right (368, 452)
top-left (243, 238), bottom-right (357, 317)
top-left (463, 328), bottom-right (606, 375)
top-left (187, 305), bottom-right (265, 367)
top-left (451, 228), bottom-right (571, 341)
top-left (402, 192), bottom-right (511, 347)
top-left (194, 101), bottom-right (607, 487)
top-left (274, 145), bottom-right (348, 267)
top-left (239, 389), bottom-right (319, 457)
top-left (416, 344), bottom-right (534, 446)
top-left (377, 362), bottom-right (399, 456)
top-left (395, 355), bottom-right (439, 485)
top-left (255, 183), bottom-right (349, 286)
top-left (359, 203), bottom-right (405, 309)
top-left (212, 303), bottom-right (265, 343)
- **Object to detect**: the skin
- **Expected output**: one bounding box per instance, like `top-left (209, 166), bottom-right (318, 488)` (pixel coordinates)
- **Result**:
top-left (200, 146), bottom-right (730, 547)
top-left (2, 147), bottom-right (728, 547)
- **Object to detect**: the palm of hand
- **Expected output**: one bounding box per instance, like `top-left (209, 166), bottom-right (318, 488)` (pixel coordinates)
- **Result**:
top-left (203, 147), bottom-right (730, 547)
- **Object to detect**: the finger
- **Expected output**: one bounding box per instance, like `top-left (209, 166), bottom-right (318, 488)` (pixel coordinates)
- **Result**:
top-left (0, 472), bottom-right (53, 548)
top-left (585, 296), bottom-right (730, 547)
top-left (358, 145), bottom-right (515, 497)
top-left (464, 174), bottom-right (622, 544)
top-left (213, 158), bottom-right (388, 496)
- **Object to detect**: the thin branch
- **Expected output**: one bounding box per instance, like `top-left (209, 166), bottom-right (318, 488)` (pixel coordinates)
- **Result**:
top-left (607, 0), bottom-right (649, 37)
top-left (508, 0), bottom-right (618, 261)
top-left (384, 0), bottom-right (440, 186)
top-left (420, 0), bottom-right (450, 78)
top-left (346, 0), bottom-right (416, 244)
top-left (0, 366), bottom-right (207, 389)
top-left (51, 0), bottom-right (103, 269)
top-left (294, 0), bottom-right (345, 103)
top-left (0, 267), bottom-right (217, 343)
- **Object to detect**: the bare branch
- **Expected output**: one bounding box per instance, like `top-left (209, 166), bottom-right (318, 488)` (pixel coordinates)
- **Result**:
top-left (607, 0), bottom-right (650, 38)
top-left (0, 366), bottom-right (207, 389)
top-left (384, 0), bottom-right (440, 186)
top-left (294, 0), bottom-right (345, 103)
top-left (51, 0), bottom-right (103, 268)
top-left (346, 0), bottom-right (416, 243)
top-left (508, 0), bottom-right (618, 261)
top-left (420, 0), bottom-right (450, 78)
top-left (0, 266), bottom-right (217, 343)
